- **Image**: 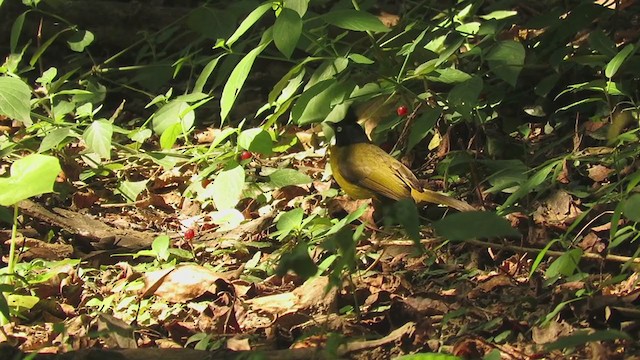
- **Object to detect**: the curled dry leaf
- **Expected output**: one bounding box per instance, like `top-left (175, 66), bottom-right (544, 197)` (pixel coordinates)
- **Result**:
top-left (141, 264), bottom-right (231, 303)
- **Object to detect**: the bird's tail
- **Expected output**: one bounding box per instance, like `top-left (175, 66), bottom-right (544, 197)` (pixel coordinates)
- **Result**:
top-left (411, 188), bottom-right (475, 212)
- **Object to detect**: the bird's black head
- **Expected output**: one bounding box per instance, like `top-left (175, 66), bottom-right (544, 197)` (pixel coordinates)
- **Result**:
top-left (331, 108), bottom-right (370, 146)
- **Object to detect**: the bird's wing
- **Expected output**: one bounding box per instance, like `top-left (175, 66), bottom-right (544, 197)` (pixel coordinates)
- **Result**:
top-left (339, 144), bottom-right (415, 201)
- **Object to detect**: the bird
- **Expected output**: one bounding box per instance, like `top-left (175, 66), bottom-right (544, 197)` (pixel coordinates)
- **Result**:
top-left (328, 109), bottom-right (475, 212)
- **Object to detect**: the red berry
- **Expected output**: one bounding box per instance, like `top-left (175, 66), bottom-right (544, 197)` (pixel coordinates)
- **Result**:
top-left (397, 105), bottom-right (408, 116)
top-left (240, 150), bottom-right (253, 160)
top-left (184, 228), bottom-right (195, 240)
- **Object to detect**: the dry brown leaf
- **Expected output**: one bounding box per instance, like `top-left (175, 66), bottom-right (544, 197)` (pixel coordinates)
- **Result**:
top-left (226, 336), bottom-right (251, 351)
top-left (532, 320), bottom-right (573, 344)
top-left (588, 164), bottom-right (614, 182)
top-left (246, 276), bottom-right (336, 316)
top-left (467, 274), bottom-right (513, 299)
top-left (141, 264), bottom-right (229, 303)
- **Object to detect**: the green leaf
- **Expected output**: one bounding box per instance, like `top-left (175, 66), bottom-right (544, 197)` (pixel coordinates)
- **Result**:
top-left (589, 30), bottom-right (616, 57)
top-left (274, 8), bottom-right (301, 59)
top-left (544, 329), bottom-right (630, 352)
top-left (83, 119), bottom-right (113, 159)
top-left (276, 243), bottom-right (317, 279)
top-left (486, 40), bottom-right (525, 87)
top-left (115, 180), bottom-right (148, 203)
top-left (292, 79), bottom-right (353, 124)
top-left (159, 122), bottom-right (182, 149)
top-left (193, 54), bottom-right (225, 94)
top-left (479, 10), bottom-right (517, 20)
top-left (322, 10), bottom-right (390, 33)
top-left (36, 67), bottom-right (57, 85)
top-left (276, 208), bottom-right (304, 240)
top-left (152, 235), bottom-right (170, 261)
top-left (500, 160), bottom-right (560, 209)
top-left (407, 108), bottom-right (440, 152)
top-left (0, 154), bottom-right (61, 206)
top-left (226, 2), bottom-right (272, 46)
top-left (388, 199), bottom-right (420, 241)
top-left (347, 53), bottom-right (374, 64)
top-left (447, 76), bottom-right (482, 118)
top-left (39, 127), bottom-right (72, 152)
top-left (7, 294), bottom-right (39, 310)
top-left (211, 163), bottom-right (245, 210)
top-left (67, 29), bottom-right (94, 52)
top-left (268, 168), bottom-right (312, 187)
top-left (605, 44), bottom-right (635, 78)
top-left (545, 248), bottom-right (582, 278)
top-left (220, 43), bottom-right (268, 122)
top-left (237, 128), bottom-right (273, 154)
top-left (152, 101), bottom-right (195, 135)
top-left (284, 0), bottom-right (307, 16)
top-left (622, 194), bottom-right (640, 222)
top-left (0, 76), bottom-right (31, 126)
top-left (10, 12), bottom-right (26, 53)
top-left (434, 211), bottom-right (519, 241)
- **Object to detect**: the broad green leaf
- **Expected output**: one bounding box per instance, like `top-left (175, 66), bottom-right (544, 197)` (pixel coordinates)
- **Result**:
top-left (67, 30), bottom-right (94, 52)
top-left (210, 208), bottom-right (245, 232)
top-left (152, 101), bottom-right (195, 135)
top-left (534, 73), bottom-right (560, 97)
top-left (152, 235), bottom-right (170, 261)
top-left (7, 294), bottom-right (39, 310)
top-left (211, 163), bottom-right (245, 210)
top-left (622, 194), bottom-right (640, 222)
top-left (268, 168), bottom-right (312, 187)
top-left (226, 2), bottom-right (272, 46)
top-left (447, 76), bottom-right (482, 118)
top-left (274, 8), bottom-right (301, 59)
top-left (39, 127), bottom-right (72, 152)
top-left (0, 154), bottom-right (61, 206)
top-left (83, 119), bottom-right (113, 159)
top-left (305, 57), bottom-right (349, 89)
top-left (322, 10), bottom-right (390, 33)
top-left (545, 248), bottom-right (582, 278)
top-left (544, 330), bottom-right (630, 352)
top-left (284, 0), bottom-right (307, 16)
top-left (425, 68), bottom-right (472, 84)
top-left (0, 76), bottom-right (31, 126)
top-left (605, 44), bottom-right (635, 78)
top-left (276, 243), bottom-right (317, 278)
top-left (407, 107), bottom-right (440, 152)
top-left (159, 122), bottom-right (182, 149)
top-left (434, 211), bottom-right (519, 241)
top-left (238, 128), bottom-right (273, 154)
top-left (292, 79), bottom-right (353, 124)
top-left (220, 43), bottom-right (268, 122)
top-left (589, 30), bottom-right (616, 57)
top-left (389, 199), bottom-right (420, 241)
top-left (486, 40), bottom-right (525, 87)
top-left (115, 180), bottom-right (148, 203)
top-left (276, 208), bottom-right (304, 240)
top-left (129, 128), bottom-right (152, 143)
top-left (36, 67), bottom-right (57, 85)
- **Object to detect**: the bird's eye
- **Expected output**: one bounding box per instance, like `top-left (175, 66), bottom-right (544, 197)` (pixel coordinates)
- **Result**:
top-left (336, 126), bottom-right (342, 132)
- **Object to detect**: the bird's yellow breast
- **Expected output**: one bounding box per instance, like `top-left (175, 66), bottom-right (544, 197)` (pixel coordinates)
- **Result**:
top-left (329, 145), bottom-right (378, 200)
